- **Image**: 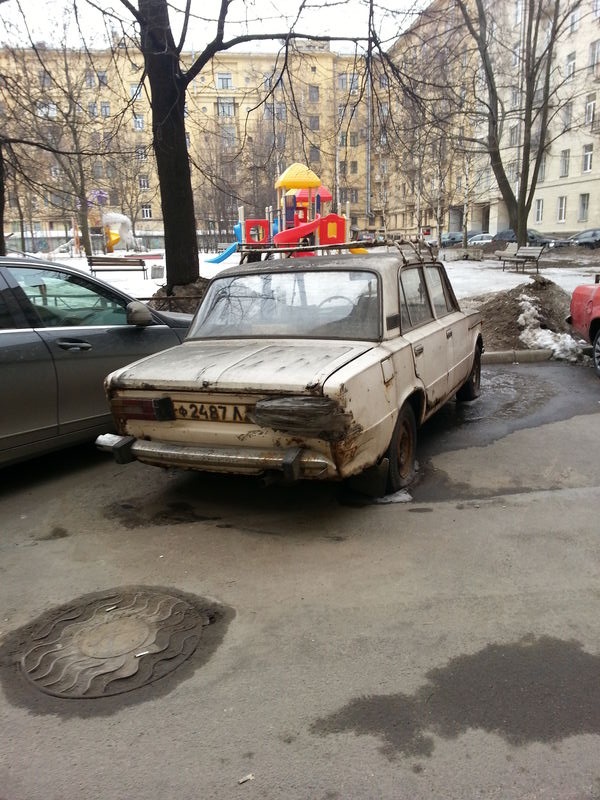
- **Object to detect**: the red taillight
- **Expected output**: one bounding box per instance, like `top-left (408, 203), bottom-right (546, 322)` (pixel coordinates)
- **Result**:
top-left (110, 396), bottom-right (175, 421)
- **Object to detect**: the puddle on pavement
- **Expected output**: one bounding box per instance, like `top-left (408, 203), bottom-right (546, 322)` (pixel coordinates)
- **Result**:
top-left (311, 635), bottom-right (600, 760)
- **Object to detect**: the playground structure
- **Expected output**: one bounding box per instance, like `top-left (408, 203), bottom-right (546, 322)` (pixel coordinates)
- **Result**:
top-left (207, 163), bottom-right (364, 264)
top-left (101, 212), bottom-right (140, 252)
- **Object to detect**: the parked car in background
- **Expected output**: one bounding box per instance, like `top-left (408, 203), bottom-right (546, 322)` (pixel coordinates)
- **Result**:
top-left (568, 229), bottom-right (600, 249)
top-left (567, 275), bottom-right (600, 377)
top-left (97, 249), bottom-right (483, 496)
top-left (467, 233), bottom-right (494, 246)
top-left (0, 256), bottom-right (192, 466)
top-left (440, 231), bottom-right (464, 246)
top-left (492, 229), bottom-right (568, 247)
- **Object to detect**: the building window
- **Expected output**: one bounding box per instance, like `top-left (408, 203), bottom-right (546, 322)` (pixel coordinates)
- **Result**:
top-left (566, 52), bottom-right (576, 81)
top-left (338, 73), bottom-right (347, 90)
top-left (139, 174), bottom-right (149, 190)
top-left (135, 146), bottom-right (148, 162)
top-left (141, 203), bottom-right (152, 219)
top-left (515, 0), bottom-right (522, 24)
top-left (595, 0), bottom-right (600, 18)
top-left (562, 102), bottom-right (572, 130)
top-left (350, 160), bottom-right (358, 174)
top-left (133, 113), bottom-right (144, 131)
top-left (92, 162), bottom-right (103, 179)
top-left (512, 43), bottom-right (520, 66)
top-left (559, 149), bottom-right (570, 177)
top-left (309, 145), bottom-right (320, 162)
top-left (589, 40), bottom-right (600, 74)
top-left (379, 74), bottom-right (389, 88)
top-left (97, 70), bottom-right (108, 86)
top-left (579, 193), bottom-right (590, 222)
top-left (39, 70), bottom-right (51, 88)
top-left (583, 144), bottom-right (593, 172)
top-left (309, 85), bottom-right (319, 102)
top-left (217, 72), bottom-right (232, 90)
top-left (130, 83), bottom-right (142, 100)
top-left (569, 8), bottom-right (579, 32)
top-left (340, 161), bottom-right (347, 176)
top-left (349, 72), bottom-right (358, 93)
top-left (557, 196), bottom-right (567, 223)
top-left (511, 88), bottom-right (520, 108)
top-left (275, 102), bottom-right (286, 121)
top-left (217, 99), bottom-right (235, 117)
top-left (535, 198), bottom-right (543, 223)
top-left (509, 125), bottom-right (519, 146)
top-left (339, 132), bottom-right (347, 146)
top-left (309, 115), bottom-right (320, 131)
top-left (350, 189), bottom-right (359, 203)
top-left (85, 70), bottom-right (95, 88)
top-left (222, 125), bottom-right (236, 146)
top-left (101, 101), bottom-right (110, 117)
top-left (586, 94), bottom-right (596, 125)
top-left (350, 131), bottom-right (358, 147)
top-left (538, 153), bottom-right (546, 182)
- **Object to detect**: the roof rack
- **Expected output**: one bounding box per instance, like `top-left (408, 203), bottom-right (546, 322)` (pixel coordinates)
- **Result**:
top-left (237, 238), bottom-right (437, 264)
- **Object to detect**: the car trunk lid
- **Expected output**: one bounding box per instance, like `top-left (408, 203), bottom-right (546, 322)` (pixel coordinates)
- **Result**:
top-left (109, 339), bottom-right (374, 395)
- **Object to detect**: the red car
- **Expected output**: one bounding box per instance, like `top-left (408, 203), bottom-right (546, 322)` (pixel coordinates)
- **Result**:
top-left (568, 275), bottom-right (600, 377)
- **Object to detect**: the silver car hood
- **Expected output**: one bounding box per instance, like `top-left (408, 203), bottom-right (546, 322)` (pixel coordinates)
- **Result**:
top-left (109, 338), bottom-right (374, 394)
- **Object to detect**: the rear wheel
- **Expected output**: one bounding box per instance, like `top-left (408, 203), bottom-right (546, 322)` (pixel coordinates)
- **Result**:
top-left (593, 329), bottom-right (600, 378)
top-left (456, 346), bottom-right (482, 401)
top-left (386, 403), bottom-right (417, 494)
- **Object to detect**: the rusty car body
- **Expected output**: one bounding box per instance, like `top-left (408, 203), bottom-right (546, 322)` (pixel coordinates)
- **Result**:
top-left (96, 248), bottom-right (483, 494)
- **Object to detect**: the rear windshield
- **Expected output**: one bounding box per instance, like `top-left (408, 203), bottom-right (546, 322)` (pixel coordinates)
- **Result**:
top-left (188, 269), bottom-right (381, 341)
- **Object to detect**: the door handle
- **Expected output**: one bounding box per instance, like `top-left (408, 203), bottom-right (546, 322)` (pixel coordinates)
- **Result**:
top-left (446, 329), bottom-right (453, 339)
top-left (414, 344), bottom-right (424, 356)
top-left (57, 339), bottom-right (93, 351)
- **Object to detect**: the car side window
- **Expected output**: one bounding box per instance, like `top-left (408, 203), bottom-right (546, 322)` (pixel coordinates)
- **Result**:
top-left (425, 266), bottom-right (458, 317)
top-left (399, 267), bottom-right (434, 330)
top-left (6, 266), bottom-right (129, 328)
top-left (0, 290), bottom-right (17, 329)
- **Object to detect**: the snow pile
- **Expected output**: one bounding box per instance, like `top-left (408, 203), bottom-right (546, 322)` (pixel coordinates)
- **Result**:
top-left (517, 293), bottom-right (581, 360)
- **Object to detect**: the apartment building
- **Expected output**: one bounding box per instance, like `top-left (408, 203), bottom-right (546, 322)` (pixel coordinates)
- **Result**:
top-left (0, 40), bottom-right (374, 251)
top-left (384, 0), bottom-right (600, 241)
top-left (3, 3), bottom-right (597, 251)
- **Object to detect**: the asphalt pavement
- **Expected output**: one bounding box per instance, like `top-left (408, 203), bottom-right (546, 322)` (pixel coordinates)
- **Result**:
top-left (0, 361), bottom-right (599, 800)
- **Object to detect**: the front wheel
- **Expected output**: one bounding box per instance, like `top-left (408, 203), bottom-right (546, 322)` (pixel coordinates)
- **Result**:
top-left (593, 329), bottom-right (600, 378)
top-left (456, 346), bottom-right (482, 401)
top-left (386, 403), bottom-right (417, 494)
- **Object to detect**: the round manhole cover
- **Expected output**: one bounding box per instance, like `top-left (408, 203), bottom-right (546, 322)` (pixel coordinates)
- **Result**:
top-left (19, 588), bottom-right (214, 699)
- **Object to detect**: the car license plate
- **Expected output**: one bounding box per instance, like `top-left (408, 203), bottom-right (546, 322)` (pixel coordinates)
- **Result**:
top-left (173, 401), bottom-right (249, 423)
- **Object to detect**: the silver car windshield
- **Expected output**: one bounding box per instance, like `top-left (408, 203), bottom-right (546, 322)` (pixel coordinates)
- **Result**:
top-left (188, 269), bottom-right (380, 340)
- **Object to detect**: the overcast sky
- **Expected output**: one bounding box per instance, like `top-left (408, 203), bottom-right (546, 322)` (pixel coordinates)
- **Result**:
top-left (0, 0), bottom-right (414, 53)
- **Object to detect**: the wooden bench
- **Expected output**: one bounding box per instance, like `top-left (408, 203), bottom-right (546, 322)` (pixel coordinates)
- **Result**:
top-left (501, 245), bottom-right (545, 273)
top-left (87, 255), bottom-right (147, 279)
top-left (494, 242), bottom-right (518, 261)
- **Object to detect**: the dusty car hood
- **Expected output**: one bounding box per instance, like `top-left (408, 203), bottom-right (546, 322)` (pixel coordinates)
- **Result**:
top-left (108, 339), bottom-right (375, 394)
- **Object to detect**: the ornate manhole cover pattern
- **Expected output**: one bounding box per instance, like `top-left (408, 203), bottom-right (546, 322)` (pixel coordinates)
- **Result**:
top-left (19, 589), bottom-right (213, 699)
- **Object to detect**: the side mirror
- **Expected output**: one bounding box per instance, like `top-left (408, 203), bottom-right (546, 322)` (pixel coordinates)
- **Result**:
top-left (126, 300), bottom-right (153, 327)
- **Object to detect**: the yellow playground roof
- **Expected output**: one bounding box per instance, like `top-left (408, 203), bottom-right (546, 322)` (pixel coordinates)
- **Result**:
top-left (275, 163), bottom-right (321, 190)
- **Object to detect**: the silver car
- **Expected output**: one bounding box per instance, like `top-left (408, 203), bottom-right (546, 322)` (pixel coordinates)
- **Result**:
top-left (0, 256), bottom-right (191, 466)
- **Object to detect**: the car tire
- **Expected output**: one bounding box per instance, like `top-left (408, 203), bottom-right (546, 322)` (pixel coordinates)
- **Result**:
top-left (386, 403), bottom-right (417, 494)
top-left (593, 329), bottom-right (600, 378)
top-left (456, 346), bottom-right (482, 401)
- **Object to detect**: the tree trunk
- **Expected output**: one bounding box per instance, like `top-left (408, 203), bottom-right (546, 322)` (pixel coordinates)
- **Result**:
top-left (139, 0), bottom-right (199, 290)
top-left (0, 144), bottom-right (5, 256)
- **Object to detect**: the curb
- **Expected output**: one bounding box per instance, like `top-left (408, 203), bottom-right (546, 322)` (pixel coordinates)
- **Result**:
top-left (482, 348), bottom-right (553, 364)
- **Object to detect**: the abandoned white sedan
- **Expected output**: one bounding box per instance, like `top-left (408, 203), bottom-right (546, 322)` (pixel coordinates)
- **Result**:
top-left (96, 250), bottom-right (483, 494)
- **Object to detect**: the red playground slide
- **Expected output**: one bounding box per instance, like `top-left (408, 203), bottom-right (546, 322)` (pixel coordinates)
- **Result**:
top-left (273, 217), bottom-right (320, 246)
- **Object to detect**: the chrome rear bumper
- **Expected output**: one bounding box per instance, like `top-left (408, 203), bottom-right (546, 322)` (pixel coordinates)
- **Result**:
top-left (95, 433), bottom-right (334, 480)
